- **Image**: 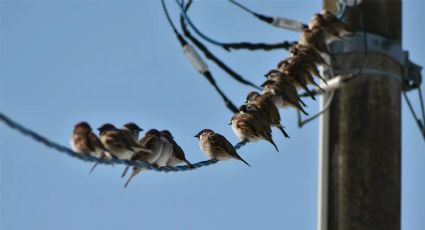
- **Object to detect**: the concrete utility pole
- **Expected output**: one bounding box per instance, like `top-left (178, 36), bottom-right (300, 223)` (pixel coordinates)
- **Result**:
top-left (319, 0), bottom-right (402, 230)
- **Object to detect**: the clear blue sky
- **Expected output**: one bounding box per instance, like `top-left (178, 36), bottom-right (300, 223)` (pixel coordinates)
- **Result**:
top-left (1, 1), bottom-right (424, 229)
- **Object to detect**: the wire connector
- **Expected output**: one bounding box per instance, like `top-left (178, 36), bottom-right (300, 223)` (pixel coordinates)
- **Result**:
top-left (183, 43), bottom-right (209, 74)
top-left (272, 17), bottom-right (306, 32)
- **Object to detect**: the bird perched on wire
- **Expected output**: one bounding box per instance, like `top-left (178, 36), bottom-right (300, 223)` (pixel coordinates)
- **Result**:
top-left (274, 62), bottom-right (317, 100)
top-left (70, 122), bottom-right (113, 159)
top-left (160, 130), bottom-right (195, 168)
top-left (321, 10), bottom-right (354, 37)
top-left (280, 56), bottom-right (326, 91)
top-left (121, 122), bottom-right (143, 142)
top-left (299, 28), bottom-right (330, 57)
top-left (309, 13), bottom-right (345, 43)
top-left (245, 91), bottom-right (290, 139)
top-left (230, 104), bottom-right (279, 152)
top-left (287, 46), bottom-right (329, 84)
top-left (154, 129), bottom-right (174, 167)
top-left (289, 43), bottom-right (329, 67)
top-left (194, 129), bottom-right (250, 166)
top-left (97, 123), bottom-right (151, 160)
top-left (123, 129), bottom-right (163, 188)
top-left (263, 70), bottom-right (308, 115)
top-left (70, 122), bottom-right (115, 174)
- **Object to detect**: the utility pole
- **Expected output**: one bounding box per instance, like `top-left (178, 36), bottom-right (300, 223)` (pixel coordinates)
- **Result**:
top-left (318, 0), bottom-right (402, 230)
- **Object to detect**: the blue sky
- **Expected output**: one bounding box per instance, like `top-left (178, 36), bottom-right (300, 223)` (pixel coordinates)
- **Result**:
top-left (1, 1), bottom-right (424, 229)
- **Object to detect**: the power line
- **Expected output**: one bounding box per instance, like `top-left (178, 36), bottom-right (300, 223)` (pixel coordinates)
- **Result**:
top-left (161, 0), bottom-right (238, 113)
top-left (176, 0), bottom-right (295, 51)
top-left (0, 112), bottom-right (224, 173)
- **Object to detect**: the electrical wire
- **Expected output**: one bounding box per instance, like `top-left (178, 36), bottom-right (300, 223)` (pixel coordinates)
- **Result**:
top-left (175, 0), bottom-right (295, 51)
top-left (403, 91), bottom-right (425, 140)
top-left (161, 0), bottom-right (238, 113)
top-left (228, 0), bottom-right (307, 31)
top-left (179, 1), bottom-right (261, 90)
top-left (1, 111), bottom-right (256, 172)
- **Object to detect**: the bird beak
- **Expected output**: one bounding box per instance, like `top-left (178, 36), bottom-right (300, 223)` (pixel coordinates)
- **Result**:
top-left (264, 74), bottom-right (268, 78)
top-left (194, 134), bottom-right (199, 138)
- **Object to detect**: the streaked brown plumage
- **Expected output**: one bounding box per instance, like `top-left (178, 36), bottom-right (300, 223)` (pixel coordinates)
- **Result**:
top-left (160, 130), bottom-right (195, 168)
top-left (309, 13), bottom-right (343, 42)
top-left (230, 105), bottom-right (279, 152)
top-left (245, 91), bottom-right (290, 139)
top-left (70, 122), bottom-right (114, 173)
top-left (276, 61), bottom-right (317, 100)
top-left (195, 129), bottom-right (250, 166)
top-left (321, 10), bottom-right (354, 37)
top-left (289, 43), bottom-right (329, 67)
top-left (299, 28), bottom-right (330, 56)
top-left (121, 122), bottom-right (143, 142)
top-left (263, 70), bottom-right (308, 115)
top-left (98, 123), bottom-right (150, 160)
top-left (70, 122), bottom-right (109, 157)
top-left (123, 129), bottom-right (162, 188)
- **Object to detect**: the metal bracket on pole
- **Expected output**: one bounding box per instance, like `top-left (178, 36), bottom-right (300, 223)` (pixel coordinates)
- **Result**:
top-left (329, 32), bottom-right (422, 91)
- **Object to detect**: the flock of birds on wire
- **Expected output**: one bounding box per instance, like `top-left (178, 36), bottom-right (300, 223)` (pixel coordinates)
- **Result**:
top-left (70, 10), bottom-right (354, 187)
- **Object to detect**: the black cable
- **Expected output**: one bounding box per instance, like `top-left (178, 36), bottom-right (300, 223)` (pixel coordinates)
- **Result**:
top-left (161, 0), bottom-right (238, 113)
top-left (403, 91), bottom-right (425, 140)
top-left (228, 0), bottom-right (308, 30)
top-left (176, 0), bottom-right (295, 51)
top-left (179, 1), bottom-right (261, 90)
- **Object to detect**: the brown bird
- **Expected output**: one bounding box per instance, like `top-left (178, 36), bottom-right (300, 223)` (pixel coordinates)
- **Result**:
top-left (321, 10), bottom-right (354, 37)
top-left (194, 129), bottom-right (250, 166)
top-left (275, 62), bottom-right (317, 100)
top-left (284, 55), bottom-right (326, 90)
top-left (70, 122), bottom-right (112, 159)
top-left (299, 28), bottom-right (330, 56)
top-left (263, 70), bottom-right (308, 115)
top-left (160, 130), bottom-right (195, 168)
top-left (123, 129), bottom-right (163, 188)
top-left (70, 122), bottom-right (114, 173)
top-left (98, 123), bottom-right (150, 160)
top-left (230, 105), bottom-right (279, 152)
top-left (245, 91), bottom-right (290, 139)
top-left (289, 43), bottom-right (329, 67)
top-left (121, 122), bottom-right (143, 142)
top-left (309, 13), bottom-right (344, 43)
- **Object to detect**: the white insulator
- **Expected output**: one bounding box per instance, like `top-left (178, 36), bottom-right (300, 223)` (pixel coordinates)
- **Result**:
top-left (183, 44), bottom-right (209, 74)
top-left (272, 17), bottom-right (305, 32)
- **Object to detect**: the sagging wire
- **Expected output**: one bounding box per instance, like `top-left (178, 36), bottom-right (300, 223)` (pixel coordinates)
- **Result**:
top-left (228, 0), bottom-right (307, 32)
top-left (179, 0), bottom-right (261, 90)
top-left (403, 91), bottom-right (425, 140)
top-left (175, 0), bottom-right (295, 51)
top-left (0, 111), bottom-right (230, 172)
top-left (161, 0), bottom-right (238, 113)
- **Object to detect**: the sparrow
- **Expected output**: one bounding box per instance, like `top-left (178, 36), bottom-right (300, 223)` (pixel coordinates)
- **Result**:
top-left (309, 13), bottom-right (344, 43)
top-left (160, 130), bottom-right (195, 168)
top-left (263, 70), bottom-right (308, 115)
top-left (121, 122), bottom-right (143, 142)
top-left (70, 122), bottom-right (114, 173)
top-left (194, 129), bottom-right (250, 166)
top-left (321, 10), bottom-right (354, 37)
top-left (281, 56), bottom-right (326, 91)
top-left (299, 28), bottom-right (330, 56)
top-left (123, 129), bottom-right (163, 187)
top-left (98, 123), bottom-right (150, 160)
top-left (245, 91), bottom-right (290, 139)
top-left (154, 129), bottom-right (174, 168)
top-left (276, 62), bottom-right (317, 100)
top-left (70, 121), bottom-right (113, 159)
top-left (230, 105), bottom-right (279, 152)
top-left (289, 43), bottom-right (329, 67)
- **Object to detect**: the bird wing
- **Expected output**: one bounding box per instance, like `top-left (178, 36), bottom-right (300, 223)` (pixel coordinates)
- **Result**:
top-left (210, 133), bottom-right (238, 156)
